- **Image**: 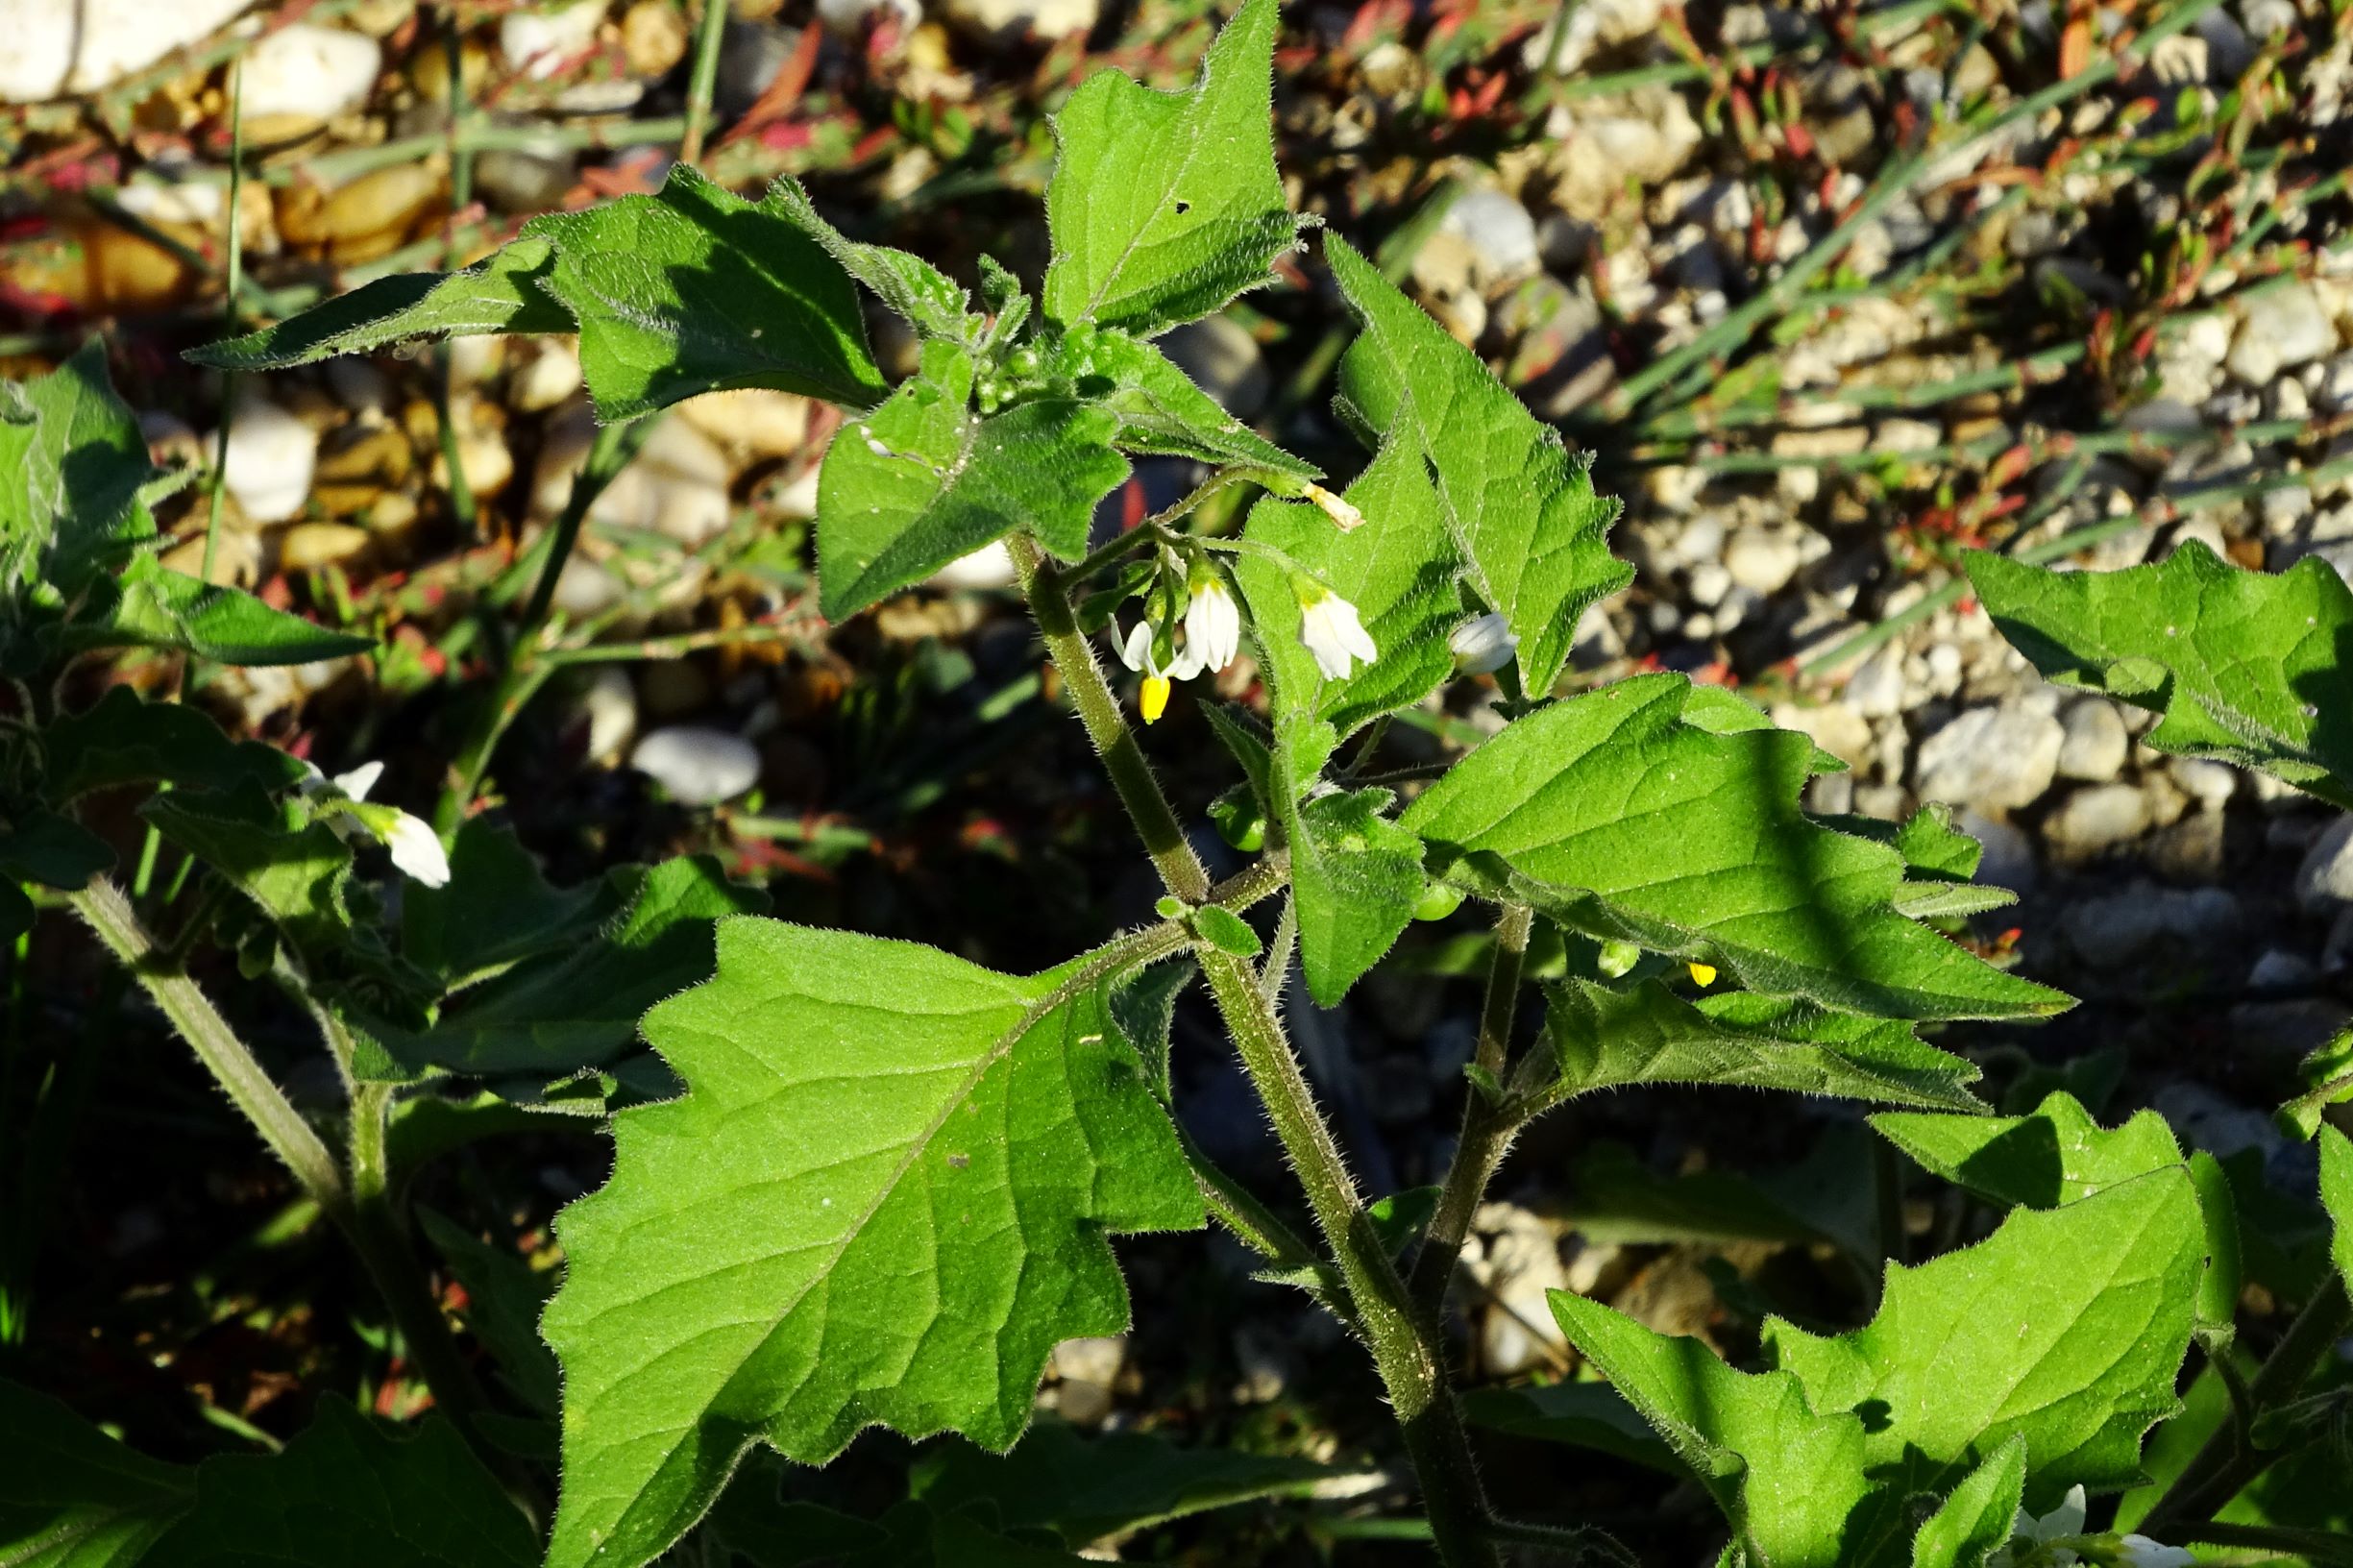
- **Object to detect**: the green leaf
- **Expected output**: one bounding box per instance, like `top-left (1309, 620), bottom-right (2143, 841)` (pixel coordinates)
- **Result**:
top-left (417, 1209), bottom-right (560, 1417)
top-left (141, 781), bottom-right (363, 974)
top-left (184, 241), bottom-right (571, 373)
top-left (1909, 1435), bottom-right (2026, 1568)
top-left (41, 689), bottom-right (306, 802)
top-left (816, 340), bottom-right (1128, 620)
top-left (907, 1421), bottom-right (1339, 1546)
top-left (1764, 1170), bottom-right (2201, 1516)
top-left (1459, 1381), bottom-right (1682, 1476)
top-left (71, 554), bottom-right (373, 666)
top-left (367, 854), bottom-right (767, 1080)
top-left (1548, 1289), bottom-right (1874, 1567)
top-left (1967, 542), bottom-right (2353, 807)
top-left (1053, 327), bottom-right (1316, 482)
top-left (0, 812), bottom-right (115, 890)
top-left (1872, 1091), bottom-right (2182, 1210)
top-left (1192, 902), bottom-right (1262, 957)
top-left (1555, 1170), bottom-right (2206, 1566)
top-left (1327, 233), bottom-right (1630, 696)
top-left (1399, 674), bottom-right (2069, 1021)
top-left (399, 821), bottom-right (607, 990)
top-left (528, 167), bottom-right (889, 419)
top-left (766, 182), bottom-right (973, 343)
top-left (0, 1380), bottom-right (193, 1568)
top-left (1, 344), bottom-right (160, 601)
top-left (539, 922), bottom-right (1204, 1568)
top-left (1233, 435), bottom-right (1462, 748)
top-left (142, 1396), bottom-right (535, 1567)
top-left (1042, 0), bottom-right (1302, 336)
top-left (2323, 1123), bottom-right (2353, 1294)
top-left (1287, 787), bottom-right (1425, 1005)
top-left (1545, 980), bottom-right (1985, 1111)
top-left (196, 169), bottom-right (888, 422)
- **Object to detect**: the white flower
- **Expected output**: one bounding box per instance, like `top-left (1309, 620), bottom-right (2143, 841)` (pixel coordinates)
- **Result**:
top-left (1295, 583), bottom-right (1377, 680)
top-left (2115, 1537), bottom-right (2194, 1568)
top-left (1113, 621), bottom-right (1203, 724)
top-left (1991, 1486), bottom-right (2087, 1568)
top-left (1183, 570), bottom-right (1243, 674)
top-left (296, 758), bottom-right (451, 887)
top-left (380, 810), bottom-right (453, 888)
top-left (1448, 612), bottom-right (1516, 675)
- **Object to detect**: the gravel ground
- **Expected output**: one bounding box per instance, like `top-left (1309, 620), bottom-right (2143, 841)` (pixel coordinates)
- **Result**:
top-left (8, 0), bottom-right (2353, 1550)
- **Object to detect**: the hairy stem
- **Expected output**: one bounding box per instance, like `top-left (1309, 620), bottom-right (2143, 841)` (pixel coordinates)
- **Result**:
top-left (73, 881), bottom-right (345, 1205)
top-left (2141, 1274), bottom-right (2352, 1533)
top-left (1007, 534), bottom-right (1211, 903)
top-left (345, 1082), bottom-right (494, 1439)
top-left (1410, 903), bottom-right (1532, 1314)
top-left (1014, 545), bottom-right (1496, 1565)
top-left (73, 883), bottom-right (498, 1458)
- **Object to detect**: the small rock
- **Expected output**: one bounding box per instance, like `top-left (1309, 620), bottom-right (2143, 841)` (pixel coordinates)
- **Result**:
top-left (534, 405), bottom-right (731, 547)
top-left (1724, 526), bottom-right (1804, 596)
top-left (2042, 783), bottom-right (2149, 862)
top-left (1158, 315), bottom-right (1270, 420)
top-left (2249, 948), bottom-right (2316, 990)
top-left (675, 388), bottom-right (813, 459)
top-left (1958, 810), bottom-right (2037, 894)
top-left (2055, 698), bottom-right (2128, 782)
top-left (2153, 1081), bottom-right (2282, 1162)
top-left (1685, 562), bottom-right (1731, 608)
top-left (1471, 1206), bottom-right (1568, 1378)
top-left (1843, 644), bottom-right (1907, 720)
top-left (2230, 998), bottom-right (2353, 1064)
top-left (2, 0), bottom-right (249, 101)
top-left (1439, 188), bottom-right (1542, 288)
top-left (2065, 881), bottom-right (2240, 969)
top-left (629, 726), bottom-right (761, 804)
top-left (1914, 702), bottom-right (2065, 814)
top-left (278, 522), bottom-right (369, 570)
top-left (927, 542), bottom-right (1019, 591)
top-left (239, 25), bottom-right (382, 130)
top-left (576, 668), bottom-right (636, 766)
top-left (2295, 817), bottom-right (2353, 909)
top-left (1770, 700), bottom-right (1871, 772)
top-left (216, 396), bottom-right (320, 525)
top-left (620, 0), bottom-right (689, 75)
top-left (502, 0), bottom-right (606, 78)
top-left (2227, 282), bottom-right (2338, 384)
top-left (1051, 1334), bottom-right (1124, 1388)
top-left (2169, 757), bottom-right (2238, 813)
top-left (944, 0), bottom-right (1098, 41)
top-left (2147, 809), bottom-right (2227, 883)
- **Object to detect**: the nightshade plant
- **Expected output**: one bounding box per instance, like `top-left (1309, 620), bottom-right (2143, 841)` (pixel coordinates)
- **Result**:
top-left (7, 2), bottom-right (2353, 1564)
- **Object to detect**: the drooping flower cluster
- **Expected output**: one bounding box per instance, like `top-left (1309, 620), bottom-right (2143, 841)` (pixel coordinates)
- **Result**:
top-left (1986, 1487), bottom-right (2194, 1568)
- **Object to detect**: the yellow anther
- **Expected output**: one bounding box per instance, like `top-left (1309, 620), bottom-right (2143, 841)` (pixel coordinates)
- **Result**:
top-left (1688, 962), bottom-right (1718, 988)
top-left (1140, 674), bottom-right (1171, 724)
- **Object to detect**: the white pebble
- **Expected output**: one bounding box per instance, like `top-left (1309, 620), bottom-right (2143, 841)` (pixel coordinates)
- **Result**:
top-left (216, 397), bottom-right (318, 525)
top-left (239, 24), bottom-right (381, 123)
top-left (630, 726), bottom-right (761, 805)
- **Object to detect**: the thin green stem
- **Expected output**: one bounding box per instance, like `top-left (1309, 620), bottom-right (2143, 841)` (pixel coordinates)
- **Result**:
top-left (2140, 1275), bottom-right (2352, 1534)
top-left (1017, 549), bottom-right (1493, 1565)
top-left (71, 880), bottom-right (345, 1206)
top-left (1007, 533), bottom-right (1211, 903)
top-left (71, 881), bottom-right (501, 1462)
top-left (344, 1081), bottom-right (495, 1442)
top-left (2172, 1522), bottom-right (2353, 1564)
top-left (1199, 948), bottom-right (1499, 1567)
top-left (679, 0), bottom-right (731, 166)
top-left (1410, 903), bottom-right (1532, 1314)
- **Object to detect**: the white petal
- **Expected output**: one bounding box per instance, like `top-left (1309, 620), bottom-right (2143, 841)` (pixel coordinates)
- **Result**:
top-left (2046, 1486), bottom-right (2087, 1540)
top-left (1115, 622), bottom-right (1152, 674)
top-left (1448, 612), bottom-right (1515, 675)
top-left (383, 812), bottom-right (452, 888)
top-left (1187, 580), bottom-right (1241, 673)
top-left (332, 759), bottom-right (384, 801)
top-left (2118, 1537), bottom-right (2195, 1568)
top-left (1329, 595), bottom-right (1378, 664)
